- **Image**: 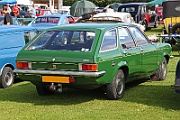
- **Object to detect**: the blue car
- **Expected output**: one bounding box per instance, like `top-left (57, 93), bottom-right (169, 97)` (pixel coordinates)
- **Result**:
top-left (0, 25), bottom-right (38, 88)
top-left (27, 14), bottom-right (70, 31)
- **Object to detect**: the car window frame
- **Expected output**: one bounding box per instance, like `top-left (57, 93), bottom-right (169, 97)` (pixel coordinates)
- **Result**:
top-left (100, 28), bottom-right (118, 53)
top-left (128, 26), bottom-right (150, 47)
top-left (118, 27), bottom-right (136, 49)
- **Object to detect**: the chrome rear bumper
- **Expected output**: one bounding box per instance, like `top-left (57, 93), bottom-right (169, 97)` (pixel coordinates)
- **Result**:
top-left (14, 69), bottom-right (106, 77)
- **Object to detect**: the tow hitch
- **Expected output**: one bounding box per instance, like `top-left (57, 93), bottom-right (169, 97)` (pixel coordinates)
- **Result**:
top-left (48, 83), bottom-right (62, 93)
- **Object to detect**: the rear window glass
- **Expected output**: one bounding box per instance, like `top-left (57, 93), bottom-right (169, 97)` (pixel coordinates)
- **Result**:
top-left (27, 30), bottom-right (96, 52)
top-left (33, 17), bottom-right (59, 24)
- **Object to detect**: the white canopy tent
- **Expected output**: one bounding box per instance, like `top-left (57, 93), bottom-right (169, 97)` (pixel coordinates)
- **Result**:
top-left (17, 0), bottom-right (33, 5)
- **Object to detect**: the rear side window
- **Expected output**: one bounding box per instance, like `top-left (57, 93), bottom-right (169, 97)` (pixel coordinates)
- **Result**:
top-left (118, 27), bottom-right (135, 49)
top-left (33, 17), bottom-right (60, 24)
top-left (0, 32), bottom-right (25, 50)
top-left (100, 29), bottom-right (117, 52)
top-left (129, 27), bottom-right (149, 46)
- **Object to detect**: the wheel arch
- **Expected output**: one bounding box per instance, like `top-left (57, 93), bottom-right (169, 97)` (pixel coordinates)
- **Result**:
top-left (117, 61), bottom-right (129, 82)
top-left (0, 64), bottom-right (15, 76)
top-left (164, 55), bottom-right (170, 64)
top-left (172, 23), bottom-right (180, 34)
top-left (119, 66), bottom-right (129, 82)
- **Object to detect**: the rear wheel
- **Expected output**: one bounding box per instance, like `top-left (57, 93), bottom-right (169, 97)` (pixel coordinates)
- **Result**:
top-left (106, 69), bottom-right (125, 100)
top-left (172, 23), bottom-right (180, 34)
top-left (142, 20), bottom-right (148, 31)
top-left (154, 19), bottom-right (159, 28)
top-left (36, 84), bottom-right (55, 96)
top-left (0, 67), bottom-right (14, 88)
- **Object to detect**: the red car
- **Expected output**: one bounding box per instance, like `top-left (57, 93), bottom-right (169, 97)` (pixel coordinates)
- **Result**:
top-left (155, 6), bottom-right (163, 24)
top-left (36, 9), bottom-right (53, 17)
top-left (118, 3), bottom-right (159, 31)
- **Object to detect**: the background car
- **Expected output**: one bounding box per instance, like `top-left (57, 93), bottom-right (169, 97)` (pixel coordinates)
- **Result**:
top-left (54, 9), bottom-right (70, 15)
top-left (92, 12), bottom-right (145, 31)
top-left (155, 6), bottom-right (163, 24)
top-left (118, 2), bottom-right (159, 31)
top-left (14, 22), bottom-right (171, 100)
top-left (35, 8), bottom-right (53, 17)
top-left (163, 0), bottom-right (180, 35)
top-left (27, 14), bottom-right (72, 30)
top-left (0, 25), bottom-right (38, 88)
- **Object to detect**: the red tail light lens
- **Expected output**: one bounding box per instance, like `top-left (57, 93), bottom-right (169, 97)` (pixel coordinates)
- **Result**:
top-left (16, 62), bottom-right (30, 69)
top-left (79, 64), bottom-right (98, 71)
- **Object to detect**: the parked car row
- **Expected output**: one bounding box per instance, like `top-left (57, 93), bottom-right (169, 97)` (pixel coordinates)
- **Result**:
top-left (117, 2), bottom-right (159, 31)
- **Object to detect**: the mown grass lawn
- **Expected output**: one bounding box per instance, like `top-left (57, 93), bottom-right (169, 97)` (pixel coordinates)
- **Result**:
top-left (1, 25), bottom-right (180, 120)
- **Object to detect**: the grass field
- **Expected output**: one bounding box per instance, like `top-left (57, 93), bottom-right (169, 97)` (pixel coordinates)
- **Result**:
top-left (1, 25), bottom-right (180, 120)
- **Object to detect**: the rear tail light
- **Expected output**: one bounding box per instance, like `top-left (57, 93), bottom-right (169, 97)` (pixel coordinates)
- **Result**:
top-left (16, 62), bottom-right (31, 69)
top-left (79, 63), bottom-right (98, 71)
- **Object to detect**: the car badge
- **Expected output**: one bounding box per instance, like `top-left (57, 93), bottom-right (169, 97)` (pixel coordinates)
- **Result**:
top-left (53, 65), bottom-right (56, 69)
top-left (52, 58), bottom-right (56, 62)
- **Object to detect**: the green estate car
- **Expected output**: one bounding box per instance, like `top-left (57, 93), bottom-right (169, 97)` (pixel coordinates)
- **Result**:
top-left (14, 23), bottom-right (172, 100)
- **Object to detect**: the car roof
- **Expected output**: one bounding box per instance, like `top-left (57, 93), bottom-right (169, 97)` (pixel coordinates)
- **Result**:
top-left (37, 14), bottom-right (68, 18)
top-left (93, 12), bottom-right (131, 18)
top-left (119, 2), bottom-right (147, 6)
top-left (0, 25), bottom-right (37, 33)
top-left (49, 22), bottom-right (136, 31)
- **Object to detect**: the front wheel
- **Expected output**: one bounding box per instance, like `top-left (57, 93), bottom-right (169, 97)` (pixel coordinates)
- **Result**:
top-left (142, 20), bottom-right (148, 31)
top-left (0, 67), bottom-right (14, 88)
top-left (154, 19), bottom-right (159, 28)
top-left (106, 69), bottom-right (125, 100)
top-left (155, 57), bottom-right (167, 80)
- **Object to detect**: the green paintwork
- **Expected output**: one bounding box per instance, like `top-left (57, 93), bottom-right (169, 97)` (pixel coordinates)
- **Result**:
top-left (17, 18), bottom-right (34, 25)
top-left (15, 22), bottom-right (172, 88)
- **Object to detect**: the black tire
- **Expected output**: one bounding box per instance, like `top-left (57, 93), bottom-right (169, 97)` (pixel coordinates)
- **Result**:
top-left (61, 34), bottom-right (68, 45)
top-left (142, 20), bottom-right (148, 31)
top-left (0, 67), bottom-right (14, 88)
top-left (155, 57), bottom-right (167, 80)
top-left (154, 19), bottom-right (158, 28)
top-left (106, 69), bottom-right (125, 100)
top-left (36, 84), bottom-right (55, 96)
top-left (172, 23), bottom-right (180, 34)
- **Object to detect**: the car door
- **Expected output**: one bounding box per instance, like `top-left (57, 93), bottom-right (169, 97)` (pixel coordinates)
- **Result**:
top-left (118, 27), bottom-right (142, 78)
top-left (129, 27), bottom-right (158, 73)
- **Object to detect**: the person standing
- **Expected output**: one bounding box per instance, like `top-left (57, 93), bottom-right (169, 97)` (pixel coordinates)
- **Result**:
top-left (29, 4), bottom-right (36, 18)
top-left (12, 3), bottom-right (20, 17)
top-left (6, 4), bottom-right (11, 13)
top-left (3, 7), bottom-right (13, 25)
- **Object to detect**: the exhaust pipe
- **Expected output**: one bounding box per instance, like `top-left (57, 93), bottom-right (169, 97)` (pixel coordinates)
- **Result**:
top-left (56, 84), bottom-right (62, 93)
